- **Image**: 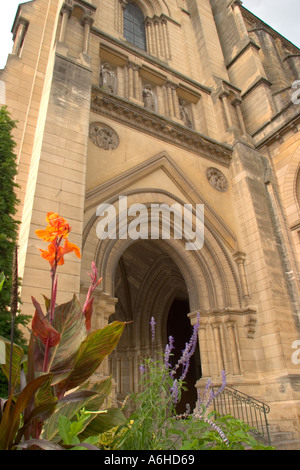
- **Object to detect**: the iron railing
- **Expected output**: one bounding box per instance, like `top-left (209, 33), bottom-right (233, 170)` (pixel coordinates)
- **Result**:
top-left (212, 386), bottom-right (271, 446)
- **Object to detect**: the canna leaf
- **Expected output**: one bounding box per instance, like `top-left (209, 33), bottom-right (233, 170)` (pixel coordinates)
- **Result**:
top-left (0, 374), bottom-right (52, 450)
top-left (0, 335), bottom-right (26, 393)
top-left (42, 378), bottom-right (112, 442)
top-left (15, 439), bottom-right (65, 450)
top-left (57, 321), bottom-right (125, 393)
top-left (50, 295), bottom-right (87, 373)
top-left (30, 295), bottom-right (87, 376)
top-left (31, 297), bottom-right (61, 348)
top-left (79, 407), bottom-right (127, 438)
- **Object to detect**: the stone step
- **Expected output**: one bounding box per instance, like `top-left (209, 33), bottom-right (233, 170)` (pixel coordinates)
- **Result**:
top-left (271, 431), bottom-right (296, 443)
top-left (275, 440), bottom-right (300, 451)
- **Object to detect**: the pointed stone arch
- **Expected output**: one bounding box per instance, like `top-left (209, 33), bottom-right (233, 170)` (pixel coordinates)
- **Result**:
top-left (124, 0), bottom-right (168, 19)
top-left (82, 152), bottom-right (258, 396)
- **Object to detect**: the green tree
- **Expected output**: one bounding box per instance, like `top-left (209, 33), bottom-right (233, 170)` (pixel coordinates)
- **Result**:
top-left (0, 106), bottom-right (19, 311)
top-left (0, 106), bottom-right (29, 397)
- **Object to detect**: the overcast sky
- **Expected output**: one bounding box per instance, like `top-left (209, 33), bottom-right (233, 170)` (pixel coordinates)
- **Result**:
top-left (0, 1), bottom-right (299, 69)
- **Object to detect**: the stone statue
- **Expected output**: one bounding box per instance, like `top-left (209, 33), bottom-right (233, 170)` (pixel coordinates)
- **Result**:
top-left (143, 83), bottom-right (155, 111)
top-left (100, 62), bottom-right (116, 94)
top-left (179, 98), bottom-right (193, 128)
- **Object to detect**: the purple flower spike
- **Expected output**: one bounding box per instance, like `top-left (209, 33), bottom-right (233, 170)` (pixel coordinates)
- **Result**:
top-left (174, 312), bottom-right (200, 381)
top-left (170, 379), bottom-right (179, 404)
top-left (150, 316), bottom-right (156, 343)
top-left (164, 336), bottom-right (175, 370)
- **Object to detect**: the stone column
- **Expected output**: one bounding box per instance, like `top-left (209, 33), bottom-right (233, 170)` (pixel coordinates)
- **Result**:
top-left (212, 322), bottom-right (225, 374)
top-left (56, 4), bottom-right (73, 56)
top-left (233, 251), bottom-right (250, 302)
top-left (220, 91), bottom-right (233, 129)
top-left (80, 14), bottom-right (94, 66)
top-left (226, 320), bottom-right (241, 375)
top-left (154, 20), bottom-right (161, 58)
top-left (118, 0), bottom-right (127, 36)
top-left (58, 4), bottom-right (72, 43)
top-left (81, 15), bottom-right (94, 55)
top-left (230, 0), bottom-right (249, 41)
top-left (165, 81), bottom-right (180, 120)
top-left (127, 62), bottom-right (134, 99)
top-left (161, 19), bottom-right (170, 59)
top-left (145, 21), bottom-right (154, 55)
top-left (12, 18), bottom-right (28, 56)
top-left (127, 62), bottom-right (143, 104)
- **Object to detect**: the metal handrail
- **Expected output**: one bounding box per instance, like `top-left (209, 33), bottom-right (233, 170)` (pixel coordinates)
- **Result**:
top-left (212, 385), bottom-right (271, 446)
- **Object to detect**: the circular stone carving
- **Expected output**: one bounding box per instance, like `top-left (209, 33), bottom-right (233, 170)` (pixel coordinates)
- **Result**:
top-left (206, 167), bottom-right (228, 192)
top-left (89, 122), bottom-right (119, 150)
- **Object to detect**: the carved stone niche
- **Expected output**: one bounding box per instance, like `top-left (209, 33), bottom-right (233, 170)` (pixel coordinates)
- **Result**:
top-left (206, 167), bottom-right (228, 192)
top-left (89, 122), bottom-right (119, 150)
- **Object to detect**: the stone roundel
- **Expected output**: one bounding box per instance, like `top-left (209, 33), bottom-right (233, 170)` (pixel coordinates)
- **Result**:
top-left (89, 122), bottom-right (119, 150)
top-left (206, 167), bottom-right (228, 192)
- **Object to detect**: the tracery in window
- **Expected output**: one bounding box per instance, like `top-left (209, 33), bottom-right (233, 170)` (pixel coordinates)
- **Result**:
top-left (123, 2), bottom-right (146, 51)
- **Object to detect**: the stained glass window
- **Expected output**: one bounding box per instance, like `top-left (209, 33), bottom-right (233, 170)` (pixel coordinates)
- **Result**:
top-left (124, 2), bottom-right (146, 51)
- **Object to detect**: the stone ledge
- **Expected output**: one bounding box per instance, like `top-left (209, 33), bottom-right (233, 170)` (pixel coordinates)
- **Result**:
top-left (91, 87), bottom-right (233, 167)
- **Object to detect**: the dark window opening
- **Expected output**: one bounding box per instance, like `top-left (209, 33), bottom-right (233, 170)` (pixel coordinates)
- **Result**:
top-left (124, 2), bottom-right (146, 51)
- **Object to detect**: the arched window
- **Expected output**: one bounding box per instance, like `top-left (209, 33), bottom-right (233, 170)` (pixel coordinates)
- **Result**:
top-left (124, 2), bottom-right (146, 51)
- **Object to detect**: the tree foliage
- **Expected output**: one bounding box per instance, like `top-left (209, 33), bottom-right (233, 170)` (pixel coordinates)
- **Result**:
top-left (0, 106), bottom-right (28, 397)
top-left (0, 106), bottom-right (20, 313)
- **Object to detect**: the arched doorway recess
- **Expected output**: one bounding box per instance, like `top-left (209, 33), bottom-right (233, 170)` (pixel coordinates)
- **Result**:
top-left (108, 239), bottom-right (202, 412)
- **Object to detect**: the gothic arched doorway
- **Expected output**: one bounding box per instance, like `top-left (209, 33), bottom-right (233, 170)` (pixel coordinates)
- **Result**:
top-left (108, 239), bottom-right (202, 412)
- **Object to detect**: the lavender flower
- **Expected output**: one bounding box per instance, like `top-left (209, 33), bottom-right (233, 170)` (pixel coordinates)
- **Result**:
top-left (139, 363), bottom-right (146, 375)
top-left (196, 370), bottom-right (227, 410)
top-left (170, 379), bottom-right (179, 404)
top-left (174, 312), bottom-right (200, 380)
top-left (150, 316), bottom-right (156, 343)
top-left (164, 335), bottom-right (174, 370)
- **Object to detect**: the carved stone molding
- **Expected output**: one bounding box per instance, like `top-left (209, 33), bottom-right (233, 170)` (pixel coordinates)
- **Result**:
top-left (89, 122), bottom-right (119, 150)
top-left (91, 87), bottom-right (232, 167)
top-left (206, 167), bottom-right (228, 192)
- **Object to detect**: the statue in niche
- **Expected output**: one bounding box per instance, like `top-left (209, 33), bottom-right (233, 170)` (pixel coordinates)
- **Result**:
top-left (100, 62), bottom-right (116, 94)
top-left (206, 167), bottom-right (228, 192)
top-left (143, 83), bottom-right (156, 111)
top-left (89, 122), bottom-right (119, 150)
top-left (179, 98), bottom-right (193, 128)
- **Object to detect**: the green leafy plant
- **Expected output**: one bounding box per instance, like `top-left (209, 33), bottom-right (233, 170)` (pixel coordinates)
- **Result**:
top-left (111, 317), bottom-right (200, 450)
top-left (109, 317), bottom-right (273, 451)
top-left (57, 408), bottom-right (103, 450)
top-left (0, 212), bottom-right (126, 450)
top-left (178, 412), bottom-right (274, 450)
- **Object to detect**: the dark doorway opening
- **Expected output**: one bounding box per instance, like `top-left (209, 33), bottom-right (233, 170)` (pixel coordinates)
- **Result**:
top-left (167, 298), bottom-right (201, 414)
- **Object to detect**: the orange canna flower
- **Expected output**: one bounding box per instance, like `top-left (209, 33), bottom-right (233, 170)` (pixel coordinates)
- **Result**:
top-left (39, 243), bottom-right (65, 267)
top-left (36, 212), bottom-right (81, 267)
top-left (35, 212), bottom-right (71, 242)
top-left (39, 238), bottom-right (81, 268)
top-left (61, 238), bottom-right (81, 260)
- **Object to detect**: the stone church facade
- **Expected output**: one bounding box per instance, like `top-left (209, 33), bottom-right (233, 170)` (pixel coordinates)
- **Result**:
top-left (1, 0), bottom-right (300, 447)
